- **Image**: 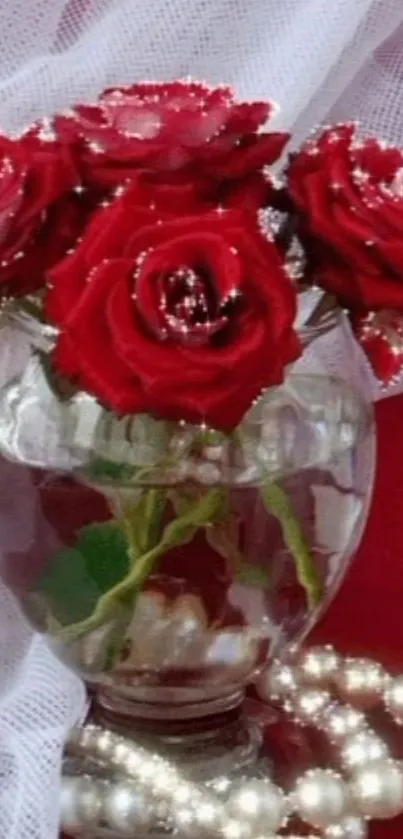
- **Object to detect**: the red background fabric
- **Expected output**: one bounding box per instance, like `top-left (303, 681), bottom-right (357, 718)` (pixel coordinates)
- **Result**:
top-left (63, 393), bottom-right (403, 839)
top-left (310, 394), bottom-right (403, 838)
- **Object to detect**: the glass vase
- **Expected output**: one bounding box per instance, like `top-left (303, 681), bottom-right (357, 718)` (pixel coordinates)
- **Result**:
top-left (0, 307), bottom-right (375, 788)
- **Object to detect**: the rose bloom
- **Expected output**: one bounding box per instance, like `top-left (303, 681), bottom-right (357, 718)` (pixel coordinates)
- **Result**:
top-left (47, 180), bottom-right (300, 431)
top-left (0, 131), bottom-right (81, 297)
top-left (288, 124), bottom-right (403, 311)
top-left (54, 81), bottom-right (288, 205)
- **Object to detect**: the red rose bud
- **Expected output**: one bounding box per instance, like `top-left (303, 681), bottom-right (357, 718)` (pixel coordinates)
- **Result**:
top-left (353, 309), bottom-right (403, 385)
top-left (46, 180), bottom-right (301, 431)
top-left (288, 124), bottom-right (403, 311)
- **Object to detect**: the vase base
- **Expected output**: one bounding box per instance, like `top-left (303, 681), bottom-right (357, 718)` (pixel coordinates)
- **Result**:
top-left (95, 683), bottom-right (246, 725)
top-left (65, 702), bottom-right (275, 838)
top-left (93, 695), bottom-right (263, 780)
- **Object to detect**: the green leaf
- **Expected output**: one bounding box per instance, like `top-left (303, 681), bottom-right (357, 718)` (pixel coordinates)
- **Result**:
top-left (38, 521), bottom-right (131, 626)
top-left (57, 487), bottom-right (227, 641)
top-left (75, 521), bottom-right (130, 590)
top-left (86, 458), bottom-right (137, 483)
top-left (235, 564), bottom-right (271, 588)
top-left (260, 482), bottom-right (323, 609)
top-left (39, 548), bottom-right (100, 625)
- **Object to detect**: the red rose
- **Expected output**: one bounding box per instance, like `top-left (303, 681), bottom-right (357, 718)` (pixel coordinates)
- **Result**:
top-left (55, 81), bottom-right (288, 199)
top-left (47, 181), bottom-right (300, 430)
top-left (0, 130), bottom-right (81, 297)
top-left (288, 124), bottom-right (403, 311)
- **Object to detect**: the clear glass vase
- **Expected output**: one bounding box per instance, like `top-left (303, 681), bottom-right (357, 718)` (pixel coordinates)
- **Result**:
top-left (0, 307), bottom-right (375, 787)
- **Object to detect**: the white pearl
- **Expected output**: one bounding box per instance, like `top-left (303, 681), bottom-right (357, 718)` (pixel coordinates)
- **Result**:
top-left (278, 836), bottom-right (318, 839)
top-left (175, 807), bottom-right (201, 837)
top-left (384, 675), bottom-right (403, 723)
top-left (334, 658), bottom-right (387, 708)
top-left (351, 758), bottom-right (403, 819)
top-left (294, 769), bottom-right (349, 829)
top-left (299, 646), bottom-right (340, 685)
top-left (340, 729), bottom-right (389, 772)
top-left (113, 740), bottom-right (137, 768)
top-left (76, 725), bottom-right (103, 754)
top-left (95, 728), bottom-right (116, 761)
top-left (171, 782), bottom-right (195, 806)
top-left (178, 803), bottom-right (227, 838)
top-left (194, 800), bottom-right (223, 831)
top-left (152, 766), bottom-right (179, 796)
top-left (227, 779), bottom-right (286, 831)
top-left (318, 703), bottom-right (367, 743)
top-left (209, 776), bottom-right (233, 797)
top-left (137, 757), bottom-right (160, 784)
top-left (325, 815), bottom-right (367, 838)
top-left (286, 688), bottom-right (331, 723)
top-left (257, 660), bottom-right (298, 701)
top-left (60, 776), bottom-right (102, 832)
top-left (221, 817), bottom-right (254, 839)
top-left (103, 782), bottom-right (152, 833)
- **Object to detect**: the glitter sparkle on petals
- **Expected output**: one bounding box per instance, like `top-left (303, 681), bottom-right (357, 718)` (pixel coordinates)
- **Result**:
top-left (3, 81), bottom-right (403, 416)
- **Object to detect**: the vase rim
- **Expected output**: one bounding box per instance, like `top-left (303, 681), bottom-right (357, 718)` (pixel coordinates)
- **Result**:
top-left (298, 303), bottom-right (341, 345)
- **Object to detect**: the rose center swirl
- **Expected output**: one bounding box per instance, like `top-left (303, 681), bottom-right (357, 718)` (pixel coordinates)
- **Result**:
top-left (136, 254), bottom-right (242, 347)
top-left (162, 267), bottom-right (223, 336)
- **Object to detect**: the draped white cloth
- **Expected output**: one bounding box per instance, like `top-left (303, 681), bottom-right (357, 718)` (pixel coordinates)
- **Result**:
top-left (0, 2), bottom-right (403, 836)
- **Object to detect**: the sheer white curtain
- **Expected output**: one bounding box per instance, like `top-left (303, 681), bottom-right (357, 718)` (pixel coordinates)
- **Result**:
top-left (0, 0), bottom-right (402, 144)
top-left (0, 2), bottom-right (403, 836)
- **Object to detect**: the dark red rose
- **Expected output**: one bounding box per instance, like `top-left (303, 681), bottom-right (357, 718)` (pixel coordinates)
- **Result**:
top-left (0, 130), bottom-right (81, 297)
top-left (47, 181), bottom-right (300, 430)
top-left (288, 124), bottom-right (403, 311)
top-left (54, 81), bottom-right (289, 199)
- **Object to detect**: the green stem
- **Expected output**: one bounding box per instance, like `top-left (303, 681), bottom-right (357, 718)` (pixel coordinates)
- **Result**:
top-left (57, 539), bottom-right (167, 642)
top-left (260, 482), bottom-right (323, 609)
top-left (235, 427), bottom-right (323, 610)
top-left (56, 487), bottom-right (225, 642)
top-left (120, 488), bottom-right (166, 558)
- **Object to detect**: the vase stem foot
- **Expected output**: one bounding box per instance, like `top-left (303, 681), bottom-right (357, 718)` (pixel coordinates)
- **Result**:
top-left (64, 700), bottom-right (277, 839)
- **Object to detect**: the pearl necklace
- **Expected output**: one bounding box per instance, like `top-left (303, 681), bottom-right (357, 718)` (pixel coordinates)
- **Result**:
top-left (61, 645), bottom-right (403, 838)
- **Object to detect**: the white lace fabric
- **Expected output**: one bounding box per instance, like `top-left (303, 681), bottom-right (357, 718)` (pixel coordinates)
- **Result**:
top-left (0, 2), bottom-right (403, 836)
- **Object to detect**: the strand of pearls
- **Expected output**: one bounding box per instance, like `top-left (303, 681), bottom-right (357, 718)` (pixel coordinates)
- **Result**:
top-left (61, 646), bottom-right (403, 838)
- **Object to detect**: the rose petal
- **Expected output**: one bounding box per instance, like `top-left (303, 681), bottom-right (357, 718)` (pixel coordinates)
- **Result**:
top-left (288, 123), bottom-right (403, 312)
